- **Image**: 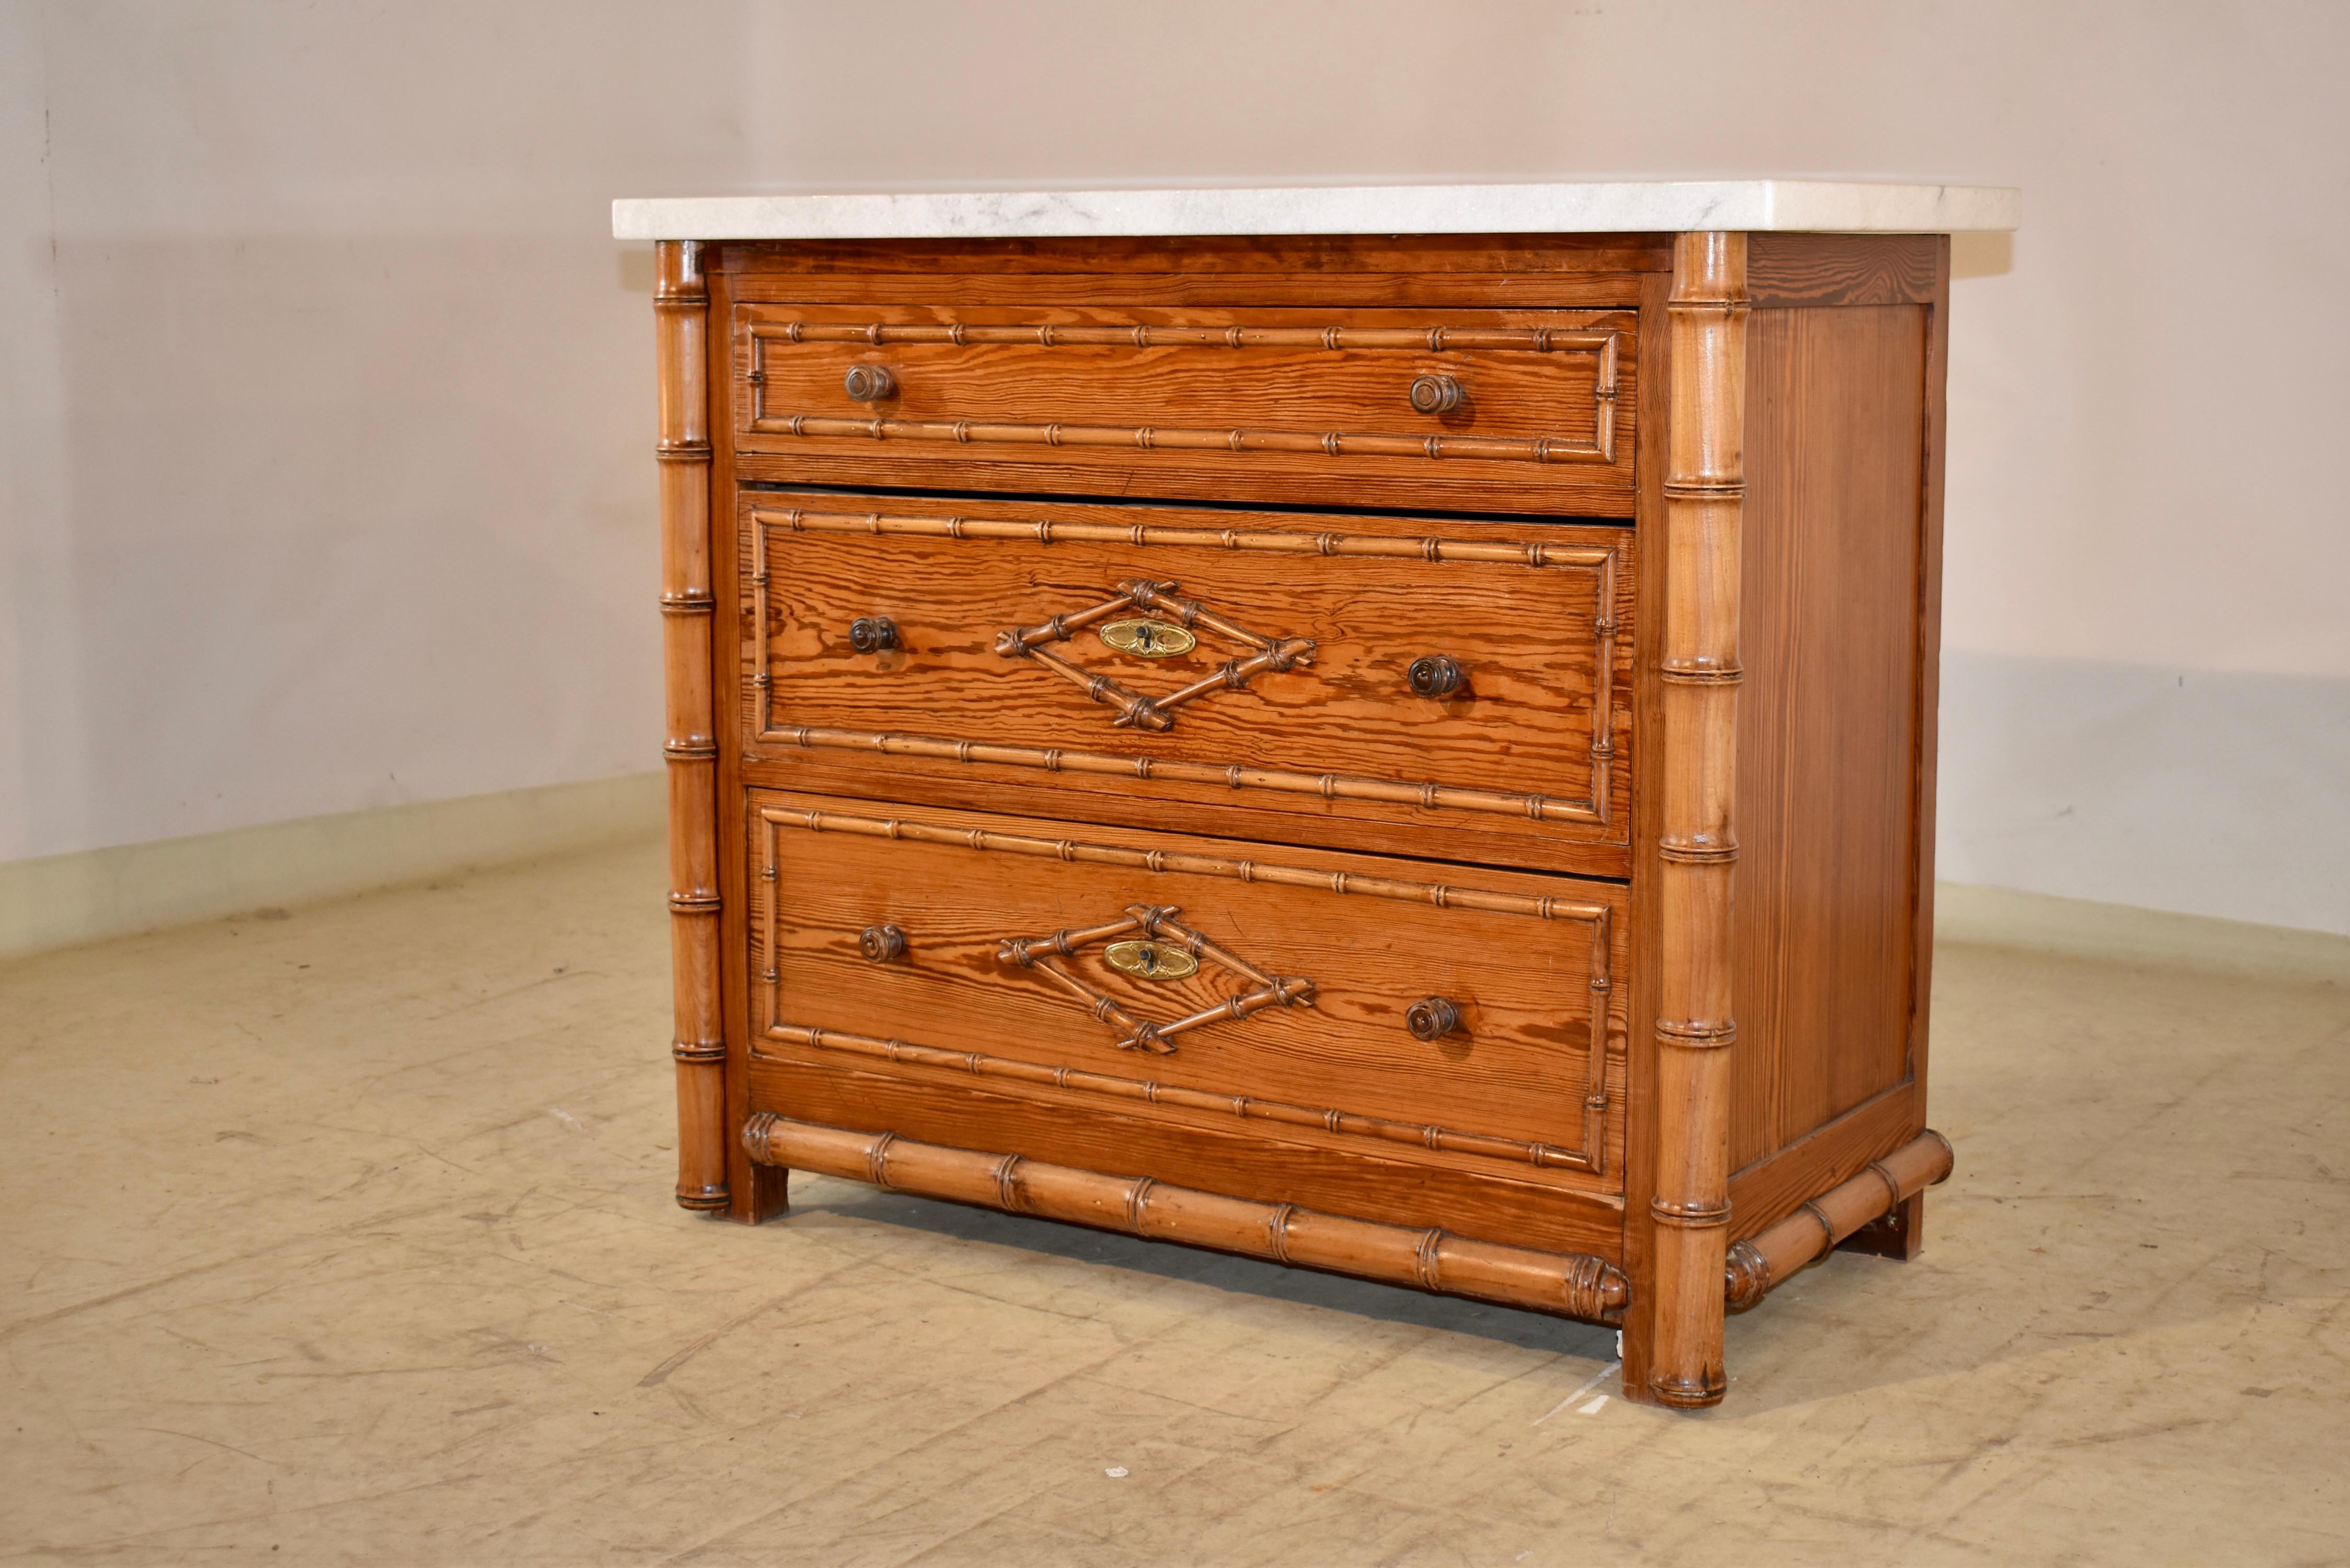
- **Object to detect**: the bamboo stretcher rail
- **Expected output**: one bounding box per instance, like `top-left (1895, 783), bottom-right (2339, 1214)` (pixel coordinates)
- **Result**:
top-left (742, 1114), bottom-right (1631, 1324)
top-left (1724, 1131), bottom-right (1954, 1312)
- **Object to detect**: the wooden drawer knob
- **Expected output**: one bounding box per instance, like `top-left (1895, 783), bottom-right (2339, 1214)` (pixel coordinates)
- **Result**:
top-left (1406, 996), bottom-right (1462, 1041)
top-left (1408, 374), bottom-right (1463, 414)
top-left (860, 924), bottom-right (908, 963)
top-left (843, 363), bottom-right (896, 402)
top-left (849, 616), bottom-right (901, 654)
top-left (1407, 654), bottom-right (1466, 699)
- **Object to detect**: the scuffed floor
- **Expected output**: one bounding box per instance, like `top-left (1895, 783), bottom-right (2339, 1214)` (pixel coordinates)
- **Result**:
top-left (1, 837), bottom-right (2344, 1565)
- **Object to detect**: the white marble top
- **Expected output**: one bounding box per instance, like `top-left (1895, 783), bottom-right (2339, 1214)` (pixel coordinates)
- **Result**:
top-left (613, 180), bottom-right (2018, 241)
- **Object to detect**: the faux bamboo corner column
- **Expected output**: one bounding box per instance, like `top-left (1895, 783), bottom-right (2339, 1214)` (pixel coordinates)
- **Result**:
top-left (1648, 232), bottom-right (1748, 1408)
top-left (655, 240), bottom-right (728, 1212)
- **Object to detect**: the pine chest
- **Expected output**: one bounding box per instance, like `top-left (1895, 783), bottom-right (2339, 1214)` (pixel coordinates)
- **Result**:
top-left (618, 182), bottom-right (2016, 1406)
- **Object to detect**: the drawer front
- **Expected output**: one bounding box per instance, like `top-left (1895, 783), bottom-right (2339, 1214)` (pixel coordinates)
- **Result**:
top-left (732, 303), bottom-right (1636, 515)
top-left (746, 792), bottom-right (1628, 1191)
top-left (741, 492), bottom-right (1633, 874)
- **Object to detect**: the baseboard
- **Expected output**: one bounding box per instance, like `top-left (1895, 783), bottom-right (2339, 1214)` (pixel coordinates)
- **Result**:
top-left (0, 772), bottom-right (664, 961)
top-left (1936, 881), bottom-right (2350, 986)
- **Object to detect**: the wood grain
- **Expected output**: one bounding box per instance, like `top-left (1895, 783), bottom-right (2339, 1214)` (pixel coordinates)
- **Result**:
top-left (745, 790), bottom-right (1629, 1187)
top-left (1748, 234), bottom-right (1941, 307)
top-left (1616, 264), bottom-right (1675, 1405)
top-left (1724, 1128), bottom-right (1951, 1311)
top-left (728, 269), bottom-right (1653, 312)
top-left (748, 1055), bottom-right (1628, 1260)
top-left (706, 259), bottom-right (788, 1224)
top-left (745, 1114), bottom-right (1630, 1324)
top-left (730, 755), bottom-right (1632, 880)
top-left (1726, 1078), bottom-right (1919, 1240)
top-left (1730, 304), bottom-right (1929, 1170)
top-left (1891, 236), bottom-right (1955, 1264)
top-left (732, 302), bottom-right (1636, 516)
top-left (713, 231), bottom-right (1673, 291)
top-left (738, 491), bottom-right (1633, 872)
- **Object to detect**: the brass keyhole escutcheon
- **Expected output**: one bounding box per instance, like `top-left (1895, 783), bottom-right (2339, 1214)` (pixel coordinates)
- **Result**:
top-left (1098, 617), bottom-right (1197, 659)
top-left (1103, 939), bottom-right (1200, 981)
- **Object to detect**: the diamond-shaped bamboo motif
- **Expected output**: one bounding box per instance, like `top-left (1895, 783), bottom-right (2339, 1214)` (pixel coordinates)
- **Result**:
top-left (993, 580), bottom-right (1316, 731)
top-left (996, 903), bottom-right (1314, 1055)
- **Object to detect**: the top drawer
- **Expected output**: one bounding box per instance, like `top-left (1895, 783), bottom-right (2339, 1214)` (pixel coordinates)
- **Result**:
top-left (731, 304), bottom-right (1638, 516)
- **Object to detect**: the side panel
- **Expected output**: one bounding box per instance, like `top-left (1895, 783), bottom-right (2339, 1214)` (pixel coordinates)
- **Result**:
top-left (1729, 299), bottom-right (1932, 1178)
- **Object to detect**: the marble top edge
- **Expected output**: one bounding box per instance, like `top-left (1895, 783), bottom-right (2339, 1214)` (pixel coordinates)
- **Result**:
top-left (612, 180), bottom-right (2019, 240)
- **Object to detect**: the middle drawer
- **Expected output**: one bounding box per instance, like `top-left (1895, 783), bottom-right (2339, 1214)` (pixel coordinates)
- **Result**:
top-left (738, 490), bottom-right (1635, 875)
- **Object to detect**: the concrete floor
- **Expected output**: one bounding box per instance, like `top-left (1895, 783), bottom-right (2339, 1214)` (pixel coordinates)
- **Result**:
top-left (2, 838), bottom-right (2345, 1566)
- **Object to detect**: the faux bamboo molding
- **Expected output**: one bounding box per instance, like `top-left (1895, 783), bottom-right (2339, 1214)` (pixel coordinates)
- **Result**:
top-left (757, 803), bottom-right (1618, 921)
top-left (741, 1114), bottom-right (1631, 1323)
top-left (749, 505), bottom-right (1621, 829)
top-left (998, 903), bottom-right (1314, 1055)
top-left (754, 1022), bottom-right (1605, 1172)
top-left (753, 804), bottom-right (1617, 1173)
top-left (763, 503), bottom-right (1622, 569)
top-left (996, 579), bottom-right (1316, 734)
top-left (1725, 1131), bottom-right (1954, 1311)
top-left (759, 321), bottom-right (1615, 353)
top-left (656, 240), bottom-right (728, 1213)
top-left (1647, 232), bottom-right (1748, 1408)
top-left (746, 319), bottom-right (1621, 465)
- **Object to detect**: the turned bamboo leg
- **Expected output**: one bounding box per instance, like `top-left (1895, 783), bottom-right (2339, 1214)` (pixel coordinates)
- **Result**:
top-left (656, 240), bottom-right (731, 1213)
top-left (1647, 232), bottom-right (1748, 1408)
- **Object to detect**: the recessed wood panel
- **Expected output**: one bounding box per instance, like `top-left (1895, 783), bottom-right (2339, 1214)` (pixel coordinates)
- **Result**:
top-left (1730, 304), bottom-right (1928, 1169)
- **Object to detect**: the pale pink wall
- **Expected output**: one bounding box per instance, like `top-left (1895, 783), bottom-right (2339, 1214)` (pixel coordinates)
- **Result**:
top-left (5, 1), bottom-right (2345, 929)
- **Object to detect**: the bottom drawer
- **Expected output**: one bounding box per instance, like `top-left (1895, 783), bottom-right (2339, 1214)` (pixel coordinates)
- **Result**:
top-left (743, 790), bottom-right (1629, 1199)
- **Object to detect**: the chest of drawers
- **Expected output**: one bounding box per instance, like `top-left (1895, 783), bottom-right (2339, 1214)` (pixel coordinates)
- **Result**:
top-left (621, 183), bottom-right (2016, 1408)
